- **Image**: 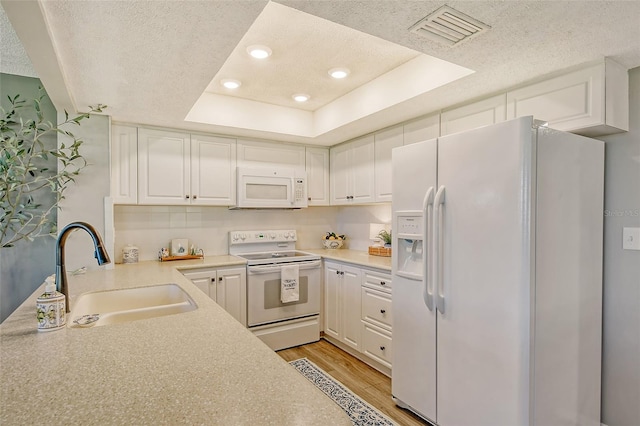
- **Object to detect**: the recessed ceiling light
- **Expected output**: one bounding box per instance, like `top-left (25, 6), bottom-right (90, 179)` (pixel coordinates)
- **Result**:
top-left (292, 94), bottom-right (310, 102)
top-left (328, 68), bottom-right (350, 79)
top-left (221, 79), bottom-right (241, 89)
top-left (247, 45), bottom-right (272, 59)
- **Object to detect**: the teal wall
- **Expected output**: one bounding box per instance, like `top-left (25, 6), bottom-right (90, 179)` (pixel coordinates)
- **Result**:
top-left (0, 73), bottom-right (57, 322)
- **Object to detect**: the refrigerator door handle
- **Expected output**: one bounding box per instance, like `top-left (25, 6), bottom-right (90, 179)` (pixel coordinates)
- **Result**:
top-left (434, 185), bottom-right (446, 314)
top-left (422, 186), bottom-right (435, 311)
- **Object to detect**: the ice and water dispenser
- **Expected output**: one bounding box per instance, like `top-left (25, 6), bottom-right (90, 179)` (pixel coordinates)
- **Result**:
top-left (394, 214), bottom-right (425, 280)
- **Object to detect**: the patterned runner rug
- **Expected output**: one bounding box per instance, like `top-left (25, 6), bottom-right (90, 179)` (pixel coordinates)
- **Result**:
top-left (289, 358), bottom-right (395, 426)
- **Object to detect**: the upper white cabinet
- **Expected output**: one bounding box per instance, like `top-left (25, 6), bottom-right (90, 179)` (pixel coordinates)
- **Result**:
top-left (374, 125), bottom-right (403, 202)
top-left (190, 134), bottom-right (236, 206)
top-left (138, 128), bottom-right (235, 205)
top-left (305, 147), bottom-right (330, 206)
top-left (138, 128), bottom-right (191, 205)
top-left (403, 113), bottom-right (440, 145)
top-left (110, 124), bottom-right (138, 204)
top-left (237, 139), bottom-right (306, 171)
top-left (506, 58), bottom-right (628, 137)
top-left (330, 135), bottom-right (375, 205)
top-left (441, 94), bottom-right (507, 136)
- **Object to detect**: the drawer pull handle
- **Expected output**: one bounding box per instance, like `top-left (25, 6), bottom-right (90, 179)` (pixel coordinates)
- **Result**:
top-left (380, 309), bottom-right (386, 314)
top-left (380, 346), bottom-right (386, 351)
top-left (380, 281), bottom-right (386, 286)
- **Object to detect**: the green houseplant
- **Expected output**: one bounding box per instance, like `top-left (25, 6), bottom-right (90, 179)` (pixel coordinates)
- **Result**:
top-left (0, 93), bottom-right (105, 248)
top-left (377, 229), bottom-right (392, 247)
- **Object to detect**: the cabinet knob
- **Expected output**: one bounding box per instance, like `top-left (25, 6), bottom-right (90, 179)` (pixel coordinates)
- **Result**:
top-left (341, 271), bottom-right (345, 275)
top-left (380, 346), bottom-right (386, 351)
top-left (336, 270), bottom-right (340, 275)
top-left (308, 197), bottom-right (311, 201)
top-left (219, 277), bottom-right (223, 281)
top-left (380, 309), bottom-right (386, 314)
top-left (185, 195), bottom-right (190, 199)
top-left (193, 195), bottom-right (197, 200)
top-left (211, 278), bottom-right (215, 283)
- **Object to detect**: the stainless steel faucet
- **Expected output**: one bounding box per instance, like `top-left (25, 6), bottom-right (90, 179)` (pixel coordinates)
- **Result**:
top-left (55, 221), bottom-right (111, 312)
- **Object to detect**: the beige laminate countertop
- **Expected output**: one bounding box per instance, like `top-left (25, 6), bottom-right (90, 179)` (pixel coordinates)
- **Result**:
top-left (303, 249), bottom-right (392, 272)
top-left (0, 255), bottom-right (352, 426)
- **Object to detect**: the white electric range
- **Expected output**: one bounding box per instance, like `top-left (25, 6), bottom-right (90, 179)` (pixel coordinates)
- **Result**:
top-left (229, 230), bottom-right (321, 350)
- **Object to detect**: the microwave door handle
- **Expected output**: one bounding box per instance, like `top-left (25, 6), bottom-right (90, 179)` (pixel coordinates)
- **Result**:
top-left (290, 177), bottom-right (295, 205)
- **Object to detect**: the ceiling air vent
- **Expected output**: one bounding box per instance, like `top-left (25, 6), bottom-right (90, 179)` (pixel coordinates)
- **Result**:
top-left (409, 5), bottom-right (490, 47)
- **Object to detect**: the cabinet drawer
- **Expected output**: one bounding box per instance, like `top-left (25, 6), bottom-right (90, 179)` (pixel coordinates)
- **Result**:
top-left (363, 271), bottom-right (392, 292)
top-left (361, 322), bottom-right (392, 368)
top-left (361, 287), bottom-right (392, 330)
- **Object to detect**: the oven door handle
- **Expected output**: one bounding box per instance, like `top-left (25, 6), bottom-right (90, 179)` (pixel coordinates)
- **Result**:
top-left (247, 260), bottom-right (322, 274)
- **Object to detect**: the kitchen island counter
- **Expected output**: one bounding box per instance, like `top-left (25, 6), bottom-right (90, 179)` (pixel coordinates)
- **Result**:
top-left (0, 256), bottom-right (352, 425)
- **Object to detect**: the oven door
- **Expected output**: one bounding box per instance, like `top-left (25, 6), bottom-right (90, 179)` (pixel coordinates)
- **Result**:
top-left (247, 260), bottom-right (321, 327)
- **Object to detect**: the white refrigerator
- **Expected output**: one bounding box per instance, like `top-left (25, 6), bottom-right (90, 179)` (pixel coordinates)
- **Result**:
top-left (391, 116), bottom-right (604, 426)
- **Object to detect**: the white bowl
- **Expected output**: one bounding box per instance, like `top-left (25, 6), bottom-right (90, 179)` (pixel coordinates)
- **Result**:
top-left (323, 239), bottom-right (344, 249)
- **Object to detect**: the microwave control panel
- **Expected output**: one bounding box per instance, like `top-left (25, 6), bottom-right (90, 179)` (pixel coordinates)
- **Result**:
top-left (294, 179), bottom-right (305, 202)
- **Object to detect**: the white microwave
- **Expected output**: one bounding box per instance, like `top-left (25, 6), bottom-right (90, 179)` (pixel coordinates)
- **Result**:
top-left (234, 167), bottom-right (308, 209)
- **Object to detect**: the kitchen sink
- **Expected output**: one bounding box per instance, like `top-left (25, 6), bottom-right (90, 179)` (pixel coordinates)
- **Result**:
top-left (68, 283), bottom-right (197, 328)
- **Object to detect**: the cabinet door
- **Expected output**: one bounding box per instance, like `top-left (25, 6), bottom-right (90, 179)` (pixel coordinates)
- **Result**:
top-left (305, 147), bottom-right (330, 206)
top-left (374, 126), bottom-right (403, 202)
top-left (138, 128), bottom-right (190, 205)
top-left (341, 264), bottom-right (362, 350)
top-left (182, 269), bottom-right (217, 303)
top-left (237, 139), bottom-right (305, 170)
top-left (216, 267), bottom-right (247, 326)
top-left (441, 94), bottom-right (507, 136)
top-left (330, 144), bottom-right (350, 205)
top-left (350, 135), bottom-right (375, 204)
top-left (324, 262), bottom-right (342, 340)
top-left (191, 135), bottom-right (236, 206)
top-left (110, 124), bottom-right (138, 204)
top-left (403, 113), bottom-right (440, 145)
top-left (506, 58), bottom-right (628, 136)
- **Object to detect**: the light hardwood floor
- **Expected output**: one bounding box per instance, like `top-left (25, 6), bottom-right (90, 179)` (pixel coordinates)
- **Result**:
top-left (278, 339), bottom-right (428, 426)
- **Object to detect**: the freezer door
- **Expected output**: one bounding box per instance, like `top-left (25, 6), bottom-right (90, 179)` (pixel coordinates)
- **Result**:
top-left (391, 139), bottom-right (438, 422)
top-left (436, 116), bottom-right (534, 426)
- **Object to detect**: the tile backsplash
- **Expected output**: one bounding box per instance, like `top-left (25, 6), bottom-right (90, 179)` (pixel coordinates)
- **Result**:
top-left (113, 204), bottom-right (391, 263)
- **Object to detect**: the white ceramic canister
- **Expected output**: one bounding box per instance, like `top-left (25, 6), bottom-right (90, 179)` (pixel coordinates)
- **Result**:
top-left (36, 275), bottom-right (66, 331)
top-left (122, 244), bottom-right (139, 264)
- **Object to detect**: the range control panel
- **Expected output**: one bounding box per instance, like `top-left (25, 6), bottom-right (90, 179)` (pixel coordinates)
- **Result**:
top-left (229, 229), bottom-right (297, 244)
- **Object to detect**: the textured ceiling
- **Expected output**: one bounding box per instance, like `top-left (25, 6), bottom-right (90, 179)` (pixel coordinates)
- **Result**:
top-left (2, 0), bottom-right (640, 146)
top-left (0, 3), bottom-right (36, 78)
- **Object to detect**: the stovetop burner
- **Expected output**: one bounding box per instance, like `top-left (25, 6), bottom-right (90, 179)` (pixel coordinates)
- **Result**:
top-left (239, 251), bottom-right (311, 261)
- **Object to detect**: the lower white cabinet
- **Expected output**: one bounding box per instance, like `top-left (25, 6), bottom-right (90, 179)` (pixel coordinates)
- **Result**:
top-left (182, 267), bottom-right (247, 326)
top-left (324, 261), bottom-right (362, 350)
top-left (324, 260), bottom-right (393, 374)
